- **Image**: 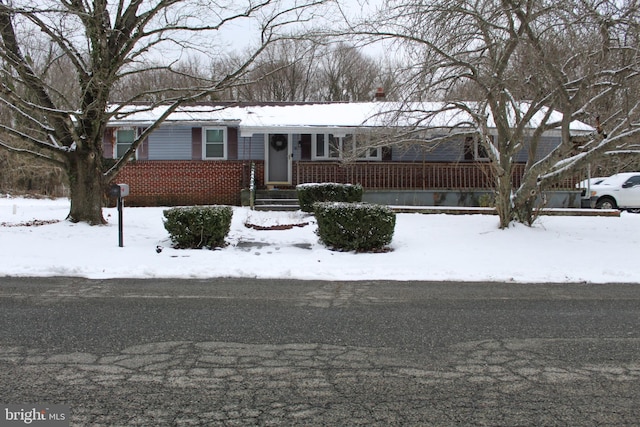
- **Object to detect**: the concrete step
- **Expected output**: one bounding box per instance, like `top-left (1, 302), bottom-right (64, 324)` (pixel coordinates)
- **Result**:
top-left (253, 190), bottom-right (300, 211)
top-left (254, 198), bottom-right (299, 205)
top-left (255, 190), bottom-right (298, 199)
top-left (253, 205), bottom-right (300, 211)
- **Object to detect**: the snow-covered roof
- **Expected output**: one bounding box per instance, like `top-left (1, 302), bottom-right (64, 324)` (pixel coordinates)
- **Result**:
top-left (108, 102), bottom-right (594, 135)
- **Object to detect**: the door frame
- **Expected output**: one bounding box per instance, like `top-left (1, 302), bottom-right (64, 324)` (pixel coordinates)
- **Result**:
top-left (265, 133), bottom-right (292, 185)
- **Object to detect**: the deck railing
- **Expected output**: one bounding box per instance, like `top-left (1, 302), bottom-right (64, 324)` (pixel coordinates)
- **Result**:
top-left (249, 161), bottom-right (256, 210)
top-left (293, 161), bottom-right (580, 190)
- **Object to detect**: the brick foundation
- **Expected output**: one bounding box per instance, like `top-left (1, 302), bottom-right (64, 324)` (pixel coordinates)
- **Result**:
top-left (113, 160), bottom-right (573, 207)
top-left (115, 161), bottom-right (264, 207)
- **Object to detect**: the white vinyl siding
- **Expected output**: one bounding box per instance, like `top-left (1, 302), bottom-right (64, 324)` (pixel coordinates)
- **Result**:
top-left (147, 127), bottom-right (192, 160)
top-left (238, 134), bottom-right (265, 160)
top-left (391, 137), bottom-right (469, 162)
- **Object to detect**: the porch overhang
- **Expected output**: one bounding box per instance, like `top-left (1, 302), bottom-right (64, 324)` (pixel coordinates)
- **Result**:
top-left (239, 126), bottom-right (365, 138)
top-left (108, 119), bottom-right (242, 128)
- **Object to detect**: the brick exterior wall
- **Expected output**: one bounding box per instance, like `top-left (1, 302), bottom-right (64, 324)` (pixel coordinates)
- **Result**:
top-left (113, 160), bottom-right (577, 207)
top-left (115, 160), bottom-right (265, 207)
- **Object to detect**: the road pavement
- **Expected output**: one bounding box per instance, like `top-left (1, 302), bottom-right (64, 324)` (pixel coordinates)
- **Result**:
top-left (0, 277), bottom-right (639, 426)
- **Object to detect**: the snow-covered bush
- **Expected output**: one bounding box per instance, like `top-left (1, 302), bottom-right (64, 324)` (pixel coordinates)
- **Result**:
top-left (296, 183), bottom-right (363, 212)
top-left (314, 202), bottom-right (395, 252)
top-left (163, 206), bottom-right (232, 249)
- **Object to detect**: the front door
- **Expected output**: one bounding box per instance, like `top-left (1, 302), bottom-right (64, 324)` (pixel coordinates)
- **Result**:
top-left (266, 133), bottom-right (291, 185)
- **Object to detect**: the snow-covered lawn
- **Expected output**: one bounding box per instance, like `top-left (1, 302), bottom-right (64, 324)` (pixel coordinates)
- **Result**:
top-left (1, 196), bottom-right (639, 283)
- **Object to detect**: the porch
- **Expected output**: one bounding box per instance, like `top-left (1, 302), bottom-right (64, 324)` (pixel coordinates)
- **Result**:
top-left (243, 161), bottom-right (585, 209)
top-left (278, 161), bottom-right (581, 190)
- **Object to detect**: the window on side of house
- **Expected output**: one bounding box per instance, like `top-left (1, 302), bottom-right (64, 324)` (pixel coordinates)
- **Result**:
top-left (355, 134), bottom-right (381, 160)
top-left (343, 134), bottom-right (381, 161)
top-left (115, 128), bottom-right (136, 159)
top-left (464, 136), bottom-right (490, 161)
top-left (328, 135), bottom-right (340, 158)
top-left (314, 134), bottom-right (326, 158)
top-left (203, 127), bottom-right (227, 160)
top-left (312, 133), bottom-right (381, 161)
top-left (313, 134), bottom-right (341, 160)
top-left (478, 137), bottom-right (490, 160)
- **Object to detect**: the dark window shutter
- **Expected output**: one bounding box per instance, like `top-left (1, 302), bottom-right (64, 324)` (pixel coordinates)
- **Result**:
top-left (464, 137), bottom-right (474, 161)
top-left (299, 134), bottom-right (311, 160)
top-left (382, 146), bottom-right (392, 161)
top-left (103, 128), bottom-right (115, 159)
top-left (227, 127), bottom-right (238, 160)
top-left (192, 128), bottom-right (202, 160)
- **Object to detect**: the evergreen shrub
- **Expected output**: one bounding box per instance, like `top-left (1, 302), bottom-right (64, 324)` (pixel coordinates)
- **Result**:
top-left (163, 205), bottom-right (233, 249)
top-left (296, 183), bottom-right (363, 212)
top-left (314, 202), bottom-right (396, 252)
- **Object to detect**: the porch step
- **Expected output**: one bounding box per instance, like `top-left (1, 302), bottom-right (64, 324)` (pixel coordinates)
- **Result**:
top-left (253, 189), bottom-right (300, 211)
top-left (255, 189), bottom-right (298, 199)
top-left (254, 199), bottom-right (300, 211)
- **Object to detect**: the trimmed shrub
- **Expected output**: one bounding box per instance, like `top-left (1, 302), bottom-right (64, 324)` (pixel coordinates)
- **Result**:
top-left (163, 205), bottom-right (233, 249)
top-left (296, 183), bottom-right (363, 212)
top-left (314, 202), bottom-right (396, 252)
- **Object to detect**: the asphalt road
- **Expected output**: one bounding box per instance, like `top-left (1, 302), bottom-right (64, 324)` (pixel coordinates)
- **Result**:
top-left (0, 277), bottom-right (639, 426)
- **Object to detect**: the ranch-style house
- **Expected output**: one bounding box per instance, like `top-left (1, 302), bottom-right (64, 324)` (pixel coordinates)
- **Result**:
top-left (106, 101), bottom-right (593, 207)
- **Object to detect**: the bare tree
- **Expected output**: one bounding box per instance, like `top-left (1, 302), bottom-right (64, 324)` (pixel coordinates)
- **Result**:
top-left (317, 42), bottom-right (385, 101)
top-left (110, 57), bottom-right (212, 102)
top-left (227, 40), bottom-right (398, 102)
top-left (347, 0), bottom-right (640, 227)
top-left (232, 39), bottom-right (320, 101)
top-left (0, 0), bottom-right (327, 224)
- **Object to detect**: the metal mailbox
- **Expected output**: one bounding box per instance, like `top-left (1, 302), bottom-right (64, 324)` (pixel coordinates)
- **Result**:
top-left (109, 183), bottom-right (130, 198)
top-left (109, 183), bottom-right (129, 247)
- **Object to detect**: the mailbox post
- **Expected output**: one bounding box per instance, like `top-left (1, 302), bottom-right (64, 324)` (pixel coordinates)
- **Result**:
top-left (109, 183), bottom-right (129, 247)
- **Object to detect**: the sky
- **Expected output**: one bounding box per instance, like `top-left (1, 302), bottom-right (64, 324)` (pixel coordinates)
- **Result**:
top-left (214, 0), bottom-right (385, 56)
top-left (1, 196), bottom-right (639, 283)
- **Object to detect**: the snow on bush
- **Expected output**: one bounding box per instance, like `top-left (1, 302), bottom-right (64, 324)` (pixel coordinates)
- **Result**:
top-left (314, 202), bottom-right (395, 252)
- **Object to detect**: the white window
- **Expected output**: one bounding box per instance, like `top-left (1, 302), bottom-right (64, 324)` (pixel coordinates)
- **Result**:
top-left (115, 128), bottom-right (136, 159)
top-left (344, 133), bottom-right (381, 160)
top-left (312, 133), bottom-right (381, 161)
top-left (203, 127), bottom-right (227, 159)
top-left (464, 136), bottom-right (490, 161)
top-left (313, 134), bottom-right (340, 160)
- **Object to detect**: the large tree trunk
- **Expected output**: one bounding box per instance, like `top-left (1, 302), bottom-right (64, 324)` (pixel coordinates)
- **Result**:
top-left (512, 176), bottom-right (541, 226)
top-left (493, 157), bottom-right (514, 229)
top-left (512, 192), bottom-right (537, 226)
top-left (66, 150), bottom-right (106, 225)
top-left (496, 171), bottom-right (539, 228)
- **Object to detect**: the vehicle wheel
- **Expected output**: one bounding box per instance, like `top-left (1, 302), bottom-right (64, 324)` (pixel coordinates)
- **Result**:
top-left (595, 197), bottom-right (617, 210)
top-left (627, 208), bottom-right (640, 214)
